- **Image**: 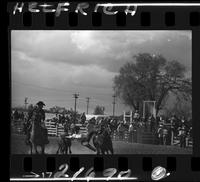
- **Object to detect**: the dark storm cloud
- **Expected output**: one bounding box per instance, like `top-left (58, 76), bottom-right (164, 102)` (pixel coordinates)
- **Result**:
top-left (11, 30), bottom-right (191, 113)
top-left (12, 31), bottom-right (191, 71)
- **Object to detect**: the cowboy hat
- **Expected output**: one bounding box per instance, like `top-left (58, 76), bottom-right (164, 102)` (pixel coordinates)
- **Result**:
top-left (36, 101), bottom-right (46, 106)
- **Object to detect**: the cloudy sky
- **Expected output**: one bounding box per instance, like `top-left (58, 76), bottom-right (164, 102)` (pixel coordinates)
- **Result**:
top-left (11, 30), bottom-right (191, 115)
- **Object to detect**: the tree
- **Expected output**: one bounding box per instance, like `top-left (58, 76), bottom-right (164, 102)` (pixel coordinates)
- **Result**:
top-left (27, 104), bottom-right (34, 111)
top-left (49, 106), bottom-right (67, 114)
top-left (114, 53), bottom-right (191, 115)
top-left (93, 105), bottom-right (105, 115)
top-left (163, 93), bottom-right (192, 120)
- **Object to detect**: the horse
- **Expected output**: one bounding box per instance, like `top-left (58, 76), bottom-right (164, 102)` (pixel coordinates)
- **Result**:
top-left (93, 128), bottom-right (114, 154)
top-left (29, 119), bottom-right (47, 154)
top-left (56, 134), bottom-right (72, 154)
top-left (81, 127), bottom-right (114, 154)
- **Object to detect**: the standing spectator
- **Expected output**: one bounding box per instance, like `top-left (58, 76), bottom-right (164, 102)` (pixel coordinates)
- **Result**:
top-left (114, 119), bottom-right (119, 131)
top-left (66, 115), bottom-right (71, 131)
top-left (64, 122), bottom-right (69, 135)
top-left (128, 122), bottom-right (134, 143)
top-left (60, 114), bottom-right (65, 125)
top-left (133, 110), bottom-right (140, 122)
top-left (146, 116), bottom-right (151, 131)
top-left (188, 126), bottom-right (192, 138)
top-left (160, 116), bottom-right (165, 125)
top-left (157, 124), bottom-right (163, 145)
top-left (66, 114), bottom-right (70, 125)
top-left (143, 117), bottom-right (148, 130)
top-left (170, 115), bottom-right (179, 137)
top-left (149, 115), bottom-right (156, 133)
top-left (180, 116), bottom-right (187, 128)
top-left (80, 112), bottom-right (86, 125)
top-left (109, 119), bottom-right (116, 134)
top-left (117, 122), bottom-right (125, 140)
top-left (167, 125), bottom-right (173, 145)
top-left (178, 126), bottom-right (187, 148)
top-left (97, 118), bottom-right (101, 126)
top-left (170, 116), bottom-right (176, 129)
top-left (74, 125), bottom-right (80, 134)
top-left (162, 125), bottom-right (168, 145)
top-left (123, 120), bottom-right (129, 130)
top-left (99, 118), bottom-right (107, 128)
top-left (70, 122), bottom-right (75, 134)
top-left (156, 116), bottom-right (161, 128)
top-left (58, 114), bottom-right (62, 124)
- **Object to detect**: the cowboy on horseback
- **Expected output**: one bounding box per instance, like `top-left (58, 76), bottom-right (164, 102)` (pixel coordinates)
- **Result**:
top-left (92, 119), bottom-right (113, 154)
top-left (35, 101), bottom-right (49, 144)
top-left (81, 117), bottom-right (112, 152)
top-left (25, 101), bottom-right (49, 146)
top-left (80, 117), bottom-right (97, 151)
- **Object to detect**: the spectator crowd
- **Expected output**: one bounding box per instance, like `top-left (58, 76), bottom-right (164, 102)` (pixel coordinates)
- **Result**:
top-left (11, 108), bottom-right (192, 148)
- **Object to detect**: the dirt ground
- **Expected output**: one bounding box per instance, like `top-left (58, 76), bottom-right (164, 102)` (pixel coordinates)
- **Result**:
top-left (10, 133), bottom-right (192, 154)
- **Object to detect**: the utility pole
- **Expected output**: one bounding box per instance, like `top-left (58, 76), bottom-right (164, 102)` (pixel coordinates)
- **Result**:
top-left (112, 94), bottom-right (116, 117)
top-left (73, 93), bottom-right (79, 123)
top-left (86, 97), bottom-right (90, 114)
top-left (24, 97), bottom-right (28, 110)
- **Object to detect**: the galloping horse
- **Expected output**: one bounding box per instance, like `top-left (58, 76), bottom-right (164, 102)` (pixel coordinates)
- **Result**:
top-left (81, 127), bottom-right (114, 154)
top-left (93, 131), bottom-right (113, 154)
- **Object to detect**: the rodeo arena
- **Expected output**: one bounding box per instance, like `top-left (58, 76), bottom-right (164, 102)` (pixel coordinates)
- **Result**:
top-left (11, 101), bottom-right (192, 154)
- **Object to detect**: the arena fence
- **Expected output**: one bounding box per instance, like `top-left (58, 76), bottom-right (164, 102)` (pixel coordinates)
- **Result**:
top-left (111, 131), bottom-right (130, 142)
top-left (11, 120), bottom-right (193, 147)
top-left (173, 136), bottom-right (193, 147)
top-left (11, 119), bottom-right (88, 137)
top-left (45, 121), bottom-right (88, 137)
top-left (111, 129), bottom-right (193, 147)
top-left (11, 120), bottom-right (24, 134)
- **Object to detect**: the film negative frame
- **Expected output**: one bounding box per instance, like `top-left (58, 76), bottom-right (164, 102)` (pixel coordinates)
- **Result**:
top-left (7, 1), bottom-right (200, 181)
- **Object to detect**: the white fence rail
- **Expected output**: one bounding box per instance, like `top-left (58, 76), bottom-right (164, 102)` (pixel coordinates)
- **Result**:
top-left (44, 121), bottom-right (87, 137)
top-left (11, 120), bottom-right (193, 147)
top-left (45, 121), bottom-right (57, 136)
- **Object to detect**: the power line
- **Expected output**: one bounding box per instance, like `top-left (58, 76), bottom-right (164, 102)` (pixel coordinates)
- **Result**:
top-left (112, 94), bottom-right (116, 117)
top-left (73, 93), bottom-right (79, 123)
top-left (12, 81), bottom-right (119, 110)
top-left (86, 97), bottom-right (90, 114)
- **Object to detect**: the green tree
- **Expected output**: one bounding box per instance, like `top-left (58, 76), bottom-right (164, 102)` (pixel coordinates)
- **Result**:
top-left (93, 105), bottom-right (105, 115)
top-left (114, 53), bottom-right (191, 115)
